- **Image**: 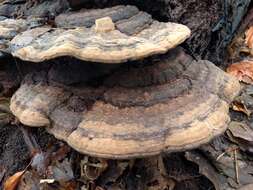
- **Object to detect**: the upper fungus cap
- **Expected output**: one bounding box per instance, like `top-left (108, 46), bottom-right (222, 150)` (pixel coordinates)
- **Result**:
top-left (10, 48), bottom-right (241, 159)
top-left (0, 18), bottom-right (28, 53)
top-left (9, 5), bottom-right (191, 63)
top-left (0, 17), bottom-right (49, 54)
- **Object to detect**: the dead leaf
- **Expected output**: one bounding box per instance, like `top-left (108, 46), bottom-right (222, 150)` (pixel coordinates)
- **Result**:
top-left (227, 121), bottom-right (253, 153)
top-left (133, 156), bottom-right (175, 190)
top-left (185, 151), bottom-right (221, 190)
top-left (232, 101), bottom-right (251, 116)
top-left (228, 122), bottom-right (253, 142)
top-left (245, 27), bottom-right (253, 49)
top-left (4, 157), bottom-right (32, 190)
top-left (31, 152), bottom-right (48, 175)
top-left (227, 33), bottom-right (246, 60)
top-left (231, 86), bottom-right (253, 117)
top-left (238, 184), bottom-right (253, 190)
top-left (4, 171), bottom-right (26, 190)
top-left (59, 181), bottom-right (77, 190)
top-left (97, 160), bottom-right (129, 187)
top-left (31, 143), bottom-right (70, 175)
top-left (48, 159), bottom-right (74, 183)
top-left (81, 157), bottom-right (108, 181)
top-left (17, 171), bottom-right (40, 190)
top-left (227, 60), bottom-right (253, 84)
top-left (200, 138), bottom-right (253, 188)
top-left (240, 6), bottom-right (253, 34)
top-left (50, 144), bottom-right (71, 162)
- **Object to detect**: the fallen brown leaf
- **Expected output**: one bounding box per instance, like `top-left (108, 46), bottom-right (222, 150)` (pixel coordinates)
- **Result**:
top-left (232, 101), bottom-right (251, 116)
top-left (239, 184), bottom-right (253, 190)
top-left (4, 158), bottom-right (32, 190)
top-left (227, 32), bottom-right (246, 60)
top-left (48, 159), bottom-right (74, 183)
top-left (59, 181), bottom-right (77, 190)
top-left (227, 60), bottom-right (253, 84)
top-left (81, 157), bottom-right (108, 181)
top-left (245, 27), bottom-right (253, 49)
top-left (4, 170), bottom-right (25, 190)
top-left (17, 171), bottom-right (40, 190)
top-left (185, 151), bottom-right (221, 190)
top-left (50, 144), bottom-right (71, 162)
top-left (98, 160), bottom-right (130, 187)
top-left (200, 139), bottom-right (253, 188)
top-left (227, 121), bottom-right (253, 153)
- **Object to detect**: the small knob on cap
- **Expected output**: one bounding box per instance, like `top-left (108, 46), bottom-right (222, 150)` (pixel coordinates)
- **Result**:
top-left (95, 17), bottom-right (115, 33)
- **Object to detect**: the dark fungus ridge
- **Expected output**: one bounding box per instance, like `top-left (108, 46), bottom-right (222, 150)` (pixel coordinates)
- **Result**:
top-left (55, 5), bottom-right (153, 36)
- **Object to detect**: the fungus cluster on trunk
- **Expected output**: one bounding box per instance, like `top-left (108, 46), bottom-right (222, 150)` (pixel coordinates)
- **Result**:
top-left (0, 3), bottom-right (240, 160)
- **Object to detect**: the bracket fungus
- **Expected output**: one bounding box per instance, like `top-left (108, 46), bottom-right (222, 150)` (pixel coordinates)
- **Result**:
top-left (0, 17), bottom-right (48, 54)
top-left (0, 18), bottom-right (28, 53)
top-left (9, 5), bottom-right (190, 63)
top-left (10, 46), bottom-right (241, 159)
top-left (0, 3), bottom-right (239, 159)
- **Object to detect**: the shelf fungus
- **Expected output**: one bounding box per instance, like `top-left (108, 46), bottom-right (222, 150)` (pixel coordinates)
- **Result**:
top-left (10, 48), bottom-right (241, 159)
top-left (0, 17), bottom-right (48, 54)
top-left (0, 18), bottom-right (28, 53)
top-left (9, 5), bottom-right (191, 63)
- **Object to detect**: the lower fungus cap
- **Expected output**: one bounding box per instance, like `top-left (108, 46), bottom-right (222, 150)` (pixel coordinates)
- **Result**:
top-left (10, 48), bottom-right (241, 159)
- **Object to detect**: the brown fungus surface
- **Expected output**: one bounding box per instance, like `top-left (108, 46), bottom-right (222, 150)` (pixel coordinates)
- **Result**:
top-left (0, 18), bottom-right (28, 53)
top-left (10, 48), bottom-right (241, 159)
top-left (9, 5), bottom-right (190, 63)
top-left (0, 17), bottom-right (50, 54)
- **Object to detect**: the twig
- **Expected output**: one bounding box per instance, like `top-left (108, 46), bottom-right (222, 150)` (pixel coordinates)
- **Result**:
top-left (216, 152), bottom-right (226, 161)
top-left (234, 149), bottom-right (240, 185)
top-left (216, 146), bottom-right (238, 161)
top-left (158, 154), bottom-right (167, 177)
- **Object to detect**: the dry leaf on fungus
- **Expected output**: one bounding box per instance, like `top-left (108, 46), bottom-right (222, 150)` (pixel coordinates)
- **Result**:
top-left (232, 101), bottom-right (251, 116)
top-left (227, 60), bottom-right (253, 84)
top-left (238, 184), bottom-right (253, 190)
